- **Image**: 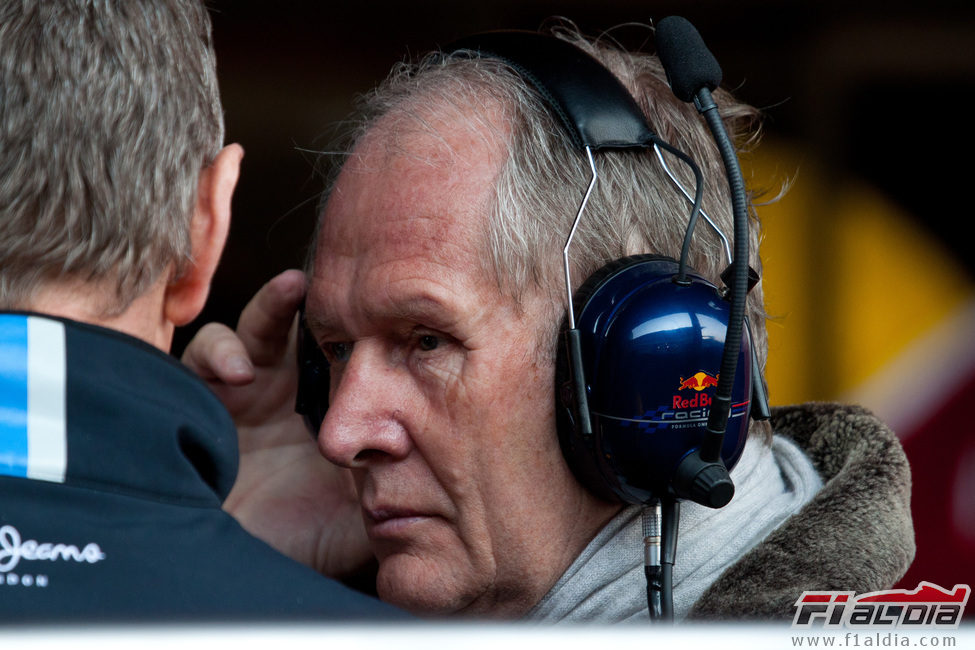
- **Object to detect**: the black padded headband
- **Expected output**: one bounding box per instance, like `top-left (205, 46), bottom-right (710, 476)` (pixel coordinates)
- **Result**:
top-left (446, 31), bottom-right (657, 151)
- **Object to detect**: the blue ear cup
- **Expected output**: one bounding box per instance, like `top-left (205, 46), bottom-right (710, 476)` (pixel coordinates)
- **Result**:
top-left (556, 255), bottom-right (751, 505)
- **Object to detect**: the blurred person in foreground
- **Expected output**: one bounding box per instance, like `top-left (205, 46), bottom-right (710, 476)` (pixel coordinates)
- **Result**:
top-left (0, 0), bottom-right (401, 622)
top-left (184, 24), bottom-right (915, 621)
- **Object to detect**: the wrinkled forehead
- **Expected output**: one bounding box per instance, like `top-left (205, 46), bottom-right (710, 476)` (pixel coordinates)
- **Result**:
top-left (309, 100), bottom-right (511, 302)
top-left (362, 76), bottom-right (514, 160)
top-left (318, 119), bottom-right (494, 244)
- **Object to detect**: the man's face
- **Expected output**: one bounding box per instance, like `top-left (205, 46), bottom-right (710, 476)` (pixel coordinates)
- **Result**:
top-left (306, 107), bottom-right (617, 617)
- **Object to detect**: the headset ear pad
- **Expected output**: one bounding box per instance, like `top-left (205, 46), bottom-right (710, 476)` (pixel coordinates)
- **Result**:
top-left (295, 305), bottom-right (330, 439)
top-left (556, 255), bottom-right (665, 503)
top-left (555, 254), bottom-right (751, 505)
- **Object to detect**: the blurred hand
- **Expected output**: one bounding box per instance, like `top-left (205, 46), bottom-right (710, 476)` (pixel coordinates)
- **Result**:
top-left (182, 269), bottom-right (373, 579)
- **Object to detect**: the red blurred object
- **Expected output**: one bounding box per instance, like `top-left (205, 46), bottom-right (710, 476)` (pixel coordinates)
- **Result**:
top-left (895, 369), bottom-right (975, 617)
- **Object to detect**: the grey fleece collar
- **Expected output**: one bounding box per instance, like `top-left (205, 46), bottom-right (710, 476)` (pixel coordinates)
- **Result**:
top-left (524, 430), bottom-right (821, 623)
top-left (688, 403), bottom-right (916, 620)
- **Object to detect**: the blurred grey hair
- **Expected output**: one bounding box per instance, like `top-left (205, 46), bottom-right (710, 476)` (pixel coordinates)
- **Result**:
top-left (320, 25), bottom-right (773, 435)
top-left (0, 0), bottom-right (224, 313)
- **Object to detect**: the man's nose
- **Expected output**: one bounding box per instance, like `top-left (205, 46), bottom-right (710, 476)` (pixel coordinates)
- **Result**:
top-left (317, 340), bottom-right (412, 468)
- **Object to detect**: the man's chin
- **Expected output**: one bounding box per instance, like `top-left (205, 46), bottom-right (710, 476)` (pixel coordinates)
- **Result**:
top-left (374, 551), bottom-right (480, 618)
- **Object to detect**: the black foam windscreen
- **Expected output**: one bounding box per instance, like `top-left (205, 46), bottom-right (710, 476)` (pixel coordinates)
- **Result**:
top-left (655, 16), bottom-right (723, 103)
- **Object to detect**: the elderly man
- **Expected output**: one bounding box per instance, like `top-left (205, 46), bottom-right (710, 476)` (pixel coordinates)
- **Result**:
top-left (0, 0), bottom-right (400, 622)
top-left (187, 25), bottom-right (914, 621)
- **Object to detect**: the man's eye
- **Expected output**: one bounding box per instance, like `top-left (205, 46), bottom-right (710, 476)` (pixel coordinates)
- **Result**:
top-left (324, 341), bottom-right (353, 363)
top-left (418, 334), bottom-right (440, 352)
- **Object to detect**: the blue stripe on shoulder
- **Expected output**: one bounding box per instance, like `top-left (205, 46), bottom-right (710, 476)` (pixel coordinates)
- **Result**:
top-left (0, 315), bottom-right (29, 478)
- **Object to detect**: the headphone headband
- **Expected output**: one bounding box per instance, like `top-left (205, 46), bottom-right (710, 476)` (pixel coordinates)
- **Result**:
top-left (446, 31), bottom-right (656, 151)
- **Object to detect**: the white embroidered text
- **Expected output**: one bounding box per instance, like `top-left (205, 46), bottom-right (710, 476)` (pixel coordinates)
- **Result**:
top-left (0, 524), bottom-right (105, 572)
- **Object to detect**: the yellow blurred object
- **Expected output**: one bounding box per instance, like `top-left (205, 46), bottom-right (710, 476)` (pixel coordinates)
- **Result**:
top-left (748, 139), bottom-right (974, 405)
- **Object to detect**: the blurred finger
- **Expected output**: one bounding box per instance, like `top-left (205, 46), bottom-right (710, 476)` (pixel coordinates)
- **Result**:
top-left (182, 321), bottom-right (255, 385)
top-left (236, 269), bottom-right (307, 366)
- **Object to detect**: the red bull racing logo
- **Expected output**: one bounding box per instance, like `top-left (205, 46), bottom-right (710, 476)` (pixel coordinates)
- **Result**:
top-left (630, 371), bottom-right (724, 430)
top-left (678, 371), bottom-right (719, 392)
top-left (628, 370), bottom-right (747, 433)
top-left (673, 371), bottom-right (718, 411)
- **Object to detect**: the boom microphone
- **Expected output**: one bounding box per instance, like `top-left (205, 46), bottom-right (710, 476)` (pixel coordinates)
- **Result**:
top-left (656, 15), bottom-right (749, 508)
top-left (654, 16), bottom-right (722, 103)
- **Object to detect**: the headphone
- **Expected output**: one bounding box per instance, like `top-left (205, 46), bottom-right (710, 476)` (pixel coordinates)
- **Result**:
top-left (296, 21), bottom-right (770, 510)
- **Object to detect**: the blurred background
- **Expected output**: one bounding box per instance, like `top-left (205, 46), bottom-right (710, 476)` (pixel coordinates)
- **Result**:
top-left (182, 0), bottom-right (975, 602)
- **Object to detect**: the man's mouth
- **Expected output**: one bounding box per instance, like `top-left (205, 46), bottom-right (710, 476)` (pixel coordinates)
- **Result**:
top-left (364, 506), bottom-right (437, 540)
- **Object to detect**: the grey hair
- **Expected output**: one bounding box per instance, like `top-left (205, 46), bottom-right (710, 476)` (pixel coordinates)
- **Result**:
top-left (0, 0), bottom-right (224, 314)
top-left (319, 25), bottom-right (774, 438)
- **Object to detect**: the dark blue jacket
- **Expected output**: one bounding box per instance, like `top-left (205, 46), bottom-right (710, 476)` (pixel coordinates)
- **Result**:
top-left (0, 312), bottom-right (406, 623)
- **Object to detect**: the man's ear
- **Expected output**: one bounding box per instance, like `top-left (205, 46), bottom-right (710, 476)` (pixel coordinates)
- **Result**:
top-left (164, 144), bottom-right (243, 327)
